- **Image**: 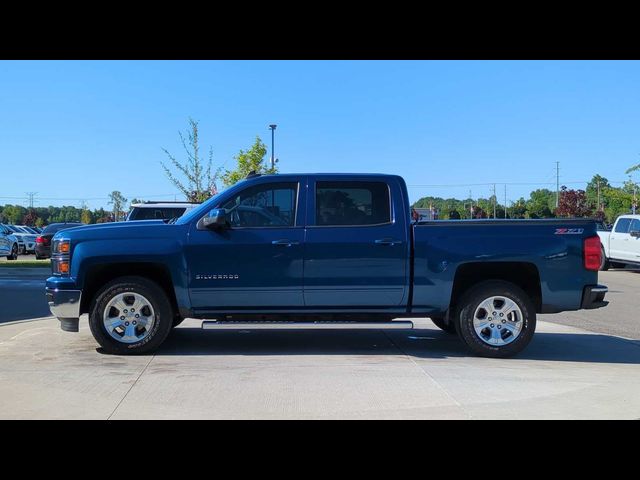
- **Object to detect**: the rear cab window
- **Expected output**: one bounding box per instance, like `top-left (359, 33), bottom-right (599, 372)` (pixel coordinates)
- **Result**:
top-left (314, 181), bottom-right (391, 226)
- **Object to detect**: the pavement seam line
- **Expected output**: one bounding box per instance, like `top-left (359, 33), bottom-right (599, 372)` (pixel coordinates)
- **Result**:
top-left (381, 330), bottom-right (472, 419)
top-left (107, 354), bottom-right (156, 420)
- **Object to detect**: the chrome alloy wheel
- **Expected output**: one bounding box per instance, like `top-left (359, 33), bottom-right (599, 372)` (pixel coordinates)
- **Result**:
top-left (472, 296), bottom-right (524, 346)
top-left (103, 292), bottom-right (156, 344)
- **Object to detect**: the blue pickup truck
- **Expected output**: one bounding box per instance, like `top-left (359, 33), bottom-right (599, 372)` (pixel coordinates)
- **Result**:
top-left (46, 173), bottom-right (608, 357)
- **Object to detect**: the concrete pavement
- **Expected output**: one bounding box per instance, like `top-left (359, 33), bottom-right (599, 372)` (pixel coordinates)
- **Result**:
top-left (1, 316), bottom-right (638, 419)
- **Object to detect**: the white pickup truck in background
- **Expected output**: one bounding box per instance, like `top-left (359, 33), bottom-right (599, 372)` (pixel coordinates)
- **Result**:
top-left (598, 214), bottom-right (640, 270)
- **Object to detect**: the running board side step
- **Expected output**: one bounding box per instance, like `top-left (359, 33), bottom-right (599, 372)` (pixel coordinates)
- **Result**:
top-left (201, 320), bottom-right (414, 330)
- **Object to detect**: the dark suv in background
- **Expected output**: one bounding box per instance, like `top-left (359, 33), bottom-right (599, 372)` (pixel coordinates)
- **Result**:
top-left (35, 223), bottom-right (84, 259)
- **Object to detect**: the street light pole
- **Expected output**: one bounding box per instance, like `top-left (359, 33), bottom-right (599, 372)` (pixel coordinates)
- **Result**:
top-left (269, 124), bottom-right (277, 171)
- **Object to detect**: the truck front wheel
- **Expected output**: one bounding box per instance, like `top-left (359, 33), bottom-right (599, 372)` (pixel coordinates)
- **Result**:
top-left (88, 276), bottom-right (174, 355)
top-left (454, 280), bottom-right (536, 358)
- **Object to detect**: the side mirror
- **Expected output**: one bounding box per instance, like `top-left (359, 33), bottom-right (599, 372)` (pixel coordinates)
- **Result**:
top-left (201, 208), bottom-right (228, 229)
top-left (630, 230), bottom-right (640, 238)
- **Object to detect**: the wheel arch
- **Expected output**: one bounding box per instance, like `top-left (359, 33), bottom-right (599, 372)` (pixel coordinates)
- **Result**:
top-left (80, 262), bottom-right (179, 317)
top-left (450, 262), bottom-right (542, 314)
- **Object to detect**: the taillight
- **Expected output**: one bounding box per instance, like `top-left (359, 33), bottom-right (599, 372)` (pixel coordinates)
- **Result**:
top-left (36, 236), bottom-right (43, 244)
top-left (584, 236), bottom-right (601, 271)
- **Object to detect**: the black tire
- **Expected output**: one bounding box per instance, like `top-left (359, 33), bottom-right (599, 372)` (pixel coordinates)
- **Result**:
top-left (88, 276), bottom-right (174, 355)
top-left (454, 280), bottom-right (536, 358)
top-left (599, 246), bottom-right (609, 271)
top-left (6, 244), bottom-right (18, 260)
top-left (431, 316), bottom-right (457, 334)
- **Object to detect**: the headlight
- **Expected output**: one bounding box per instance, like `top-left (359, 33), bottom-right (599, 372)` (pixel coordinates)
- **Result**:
top-left (52, 240), bottom-right (70, 254)
top-left (52, 239), bottom-right (71, 276)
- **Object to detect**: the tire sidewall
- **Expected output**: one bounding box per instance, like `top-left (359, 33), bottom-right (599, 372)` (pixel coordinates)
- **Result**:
top-left (89, 276), bottom-right (173, 355)
top-left (455, 281), bottom-right (536, 358)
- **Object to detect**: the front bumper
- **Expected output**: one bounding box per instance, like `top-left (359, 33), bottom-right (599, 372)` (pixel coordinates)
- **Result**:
top-left (46, 287), bottom-right (82, 331)
top-left (581, 284), bottom-right (608, 310)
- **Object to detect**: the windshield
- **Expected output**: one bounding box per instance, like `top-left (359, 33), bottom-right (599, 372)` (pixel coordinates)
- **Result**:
top-left (43, 223), bottom-right (82, 235)
top-left (175, 187), bottom-right (237, 225)
top-left (128, 207), bottom-right (187, 221)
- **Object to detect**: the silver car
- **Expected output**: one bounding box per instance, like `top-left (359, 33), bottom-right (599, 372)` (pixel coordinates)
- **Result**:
top-left (0, 224), bottom-right (19, 260)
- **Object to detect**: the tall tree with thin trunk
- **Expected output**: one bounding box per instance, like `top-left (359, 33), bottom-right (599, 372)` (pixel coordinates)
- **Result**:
top-left (161, 118), bottom-right (221, 202)
top-left (108, 191), bottom-right (127, 222)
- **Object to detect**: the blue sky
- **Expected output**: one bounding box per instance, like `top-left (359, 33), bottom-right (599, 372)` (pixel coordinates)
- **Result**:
top-left (1, 60), bottom-right (639, 210)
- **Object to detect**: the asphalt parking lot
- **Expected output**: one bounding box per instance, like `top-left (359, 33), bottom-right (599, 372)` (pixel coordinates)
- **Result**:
top-left (0, 269), bottom-right (638, 419)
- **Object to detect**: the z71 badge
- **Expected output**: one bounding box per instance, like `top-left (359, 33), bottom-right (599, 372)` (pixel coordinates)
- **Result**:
top-left (554, 228), bottom-right (584, 235)
top-left (195, 274), bottom-right (240, 280)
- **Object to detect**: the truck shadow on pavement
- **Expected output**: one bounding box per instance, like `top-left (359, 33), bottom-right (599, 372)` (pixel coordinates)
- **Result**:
top-left (149, 328), bottom-right (640, 364)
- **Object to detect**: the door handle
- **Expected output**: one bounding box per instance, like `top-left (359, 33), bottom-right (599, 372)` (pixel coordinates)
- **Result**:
top-left (375, 238), bottom-right (402, 246)
top-left (272, 239), bottom-right (300, 247)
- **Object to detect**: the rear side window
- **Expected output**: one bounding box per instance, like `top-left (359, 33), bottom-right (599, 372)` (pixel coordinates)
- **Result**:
top-left (614, 218), bottom-right (632, 233)
top-left (315, 181), bottom-right (391, 226)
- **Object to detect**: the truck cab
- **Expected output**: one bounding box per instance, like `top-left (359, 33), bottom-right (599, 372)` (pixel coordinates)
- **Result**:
top-left (598, 214), bottom-right (640, 269)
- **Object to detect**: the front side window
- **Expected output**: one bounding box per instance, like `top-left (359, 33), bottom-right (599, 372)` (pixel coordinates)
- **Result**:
top-left (630, 219), bottom-right (640, 232)
top-left (315, 181), bottom-right (390, 226)
top-left (615, 218), bottom-right (632, 233)
top-left (221, 182), bottom-right (297, 227)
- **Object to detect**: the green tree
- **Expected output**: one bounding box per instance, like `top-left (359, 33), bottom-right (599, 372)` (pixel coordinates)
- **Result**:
top-left (527, 189), bottom-right (556, 218)
top-left (161, 118), bottom-right (221, 203)
top-left (2, 205), bottom-right (25, 224)
top-left (585, 174), bottom-right (611, 211)
top-left (222, 136), bottom-right (277, 187)
top-left (81, 209), bottom-right (92, 224)
top-left (108, 191), bottom-right (127, 222)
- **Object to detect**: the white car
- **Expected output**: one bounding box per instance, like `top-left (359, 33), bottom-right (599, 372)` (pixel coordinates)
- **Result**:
top-left (126, 202), bottom-right (200, 221)
top-left (14, 225), bottom-right (37, 253)
top-left (598, 214), bottom-right (640, 270)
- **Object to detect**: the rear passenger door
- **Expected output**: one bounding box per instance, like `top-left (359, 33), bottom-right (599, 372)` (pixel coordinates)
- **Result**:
top-left (303, 177), bottom-right (409, 308)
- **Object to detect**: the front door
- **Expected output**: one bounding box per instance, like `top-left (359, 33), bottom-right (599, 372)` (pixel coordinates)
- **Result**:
top-left (303, 178), bottom-right (409, 308)
top-left (626, 218), bottom-right (640, 263)
top-left (186, 179), bottom-right (305, 312)
top-left (610, 217), bottom-right (632, 261)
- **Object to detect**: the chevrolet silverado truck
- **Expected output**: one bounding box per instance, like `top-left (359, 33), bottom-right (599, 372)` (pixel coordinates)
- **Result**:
top-left (46, 173), bottom-right (608, 357)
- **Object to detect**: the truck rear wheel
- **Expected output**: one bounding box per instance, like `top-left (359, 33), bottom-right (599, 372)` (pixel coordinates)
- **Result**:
top-left (88, 276), bottom-right (174, 355)
top-left (454, 280), bottom-right (536, 358)
top-left (431, 316), bottom-right (457, 334)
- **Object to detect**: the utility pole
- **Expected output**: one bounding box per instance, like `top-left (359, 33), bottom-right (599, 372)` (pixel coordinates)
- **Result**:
top-left (26, 192), bottom-right (37, 209)
top-left (597, 180), bottom-right (601, 212)
top-left (504, 184), bottom-right (507, 218)
top-left (555, 161), bottom-right (560, 208)
top-left (492, 184), bottom-right (497, 218)
top-left (269, 124), bottom-right (277, 171)
top-left (469, 189), bottom-right (473, 218)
